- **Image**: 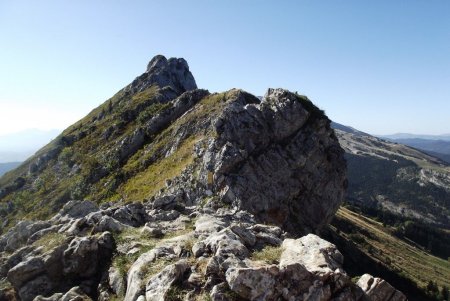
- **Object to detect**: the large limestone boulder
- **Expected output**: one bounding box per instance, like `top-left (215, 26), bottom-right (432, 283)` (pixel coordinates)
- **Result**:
top-left (0, 221), bottom-right (51, 252)
top-left (124, 246), bottom-right (177, 301)
top-left (195, 228), bottom-right (249, 259)
top-left (5, 232), bottom-right (113, 301)
top-left (51, 200), bottom-right (99, 223)
top-left (202, 88), bottom-right (346, 234)
top-left (7, 257), bottom-right (46, 289)
top-left (280, 234), bottom-right (344, 276)
top-left (112, 202), bottom-right (147, 227)
top-left (226, 266), bottom-right (280, 300)
top-left (63, 236), bottom-right (101, 277)
top-left (224, 233), bottom-right (406, 301)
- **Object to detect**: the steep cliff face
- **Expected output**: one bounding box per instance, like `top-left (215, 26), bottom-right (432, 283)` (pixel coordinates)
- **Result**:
top-left (199, 88), bottom-right (346, 234)
top-left (0, 56), bottom-right (405, 301)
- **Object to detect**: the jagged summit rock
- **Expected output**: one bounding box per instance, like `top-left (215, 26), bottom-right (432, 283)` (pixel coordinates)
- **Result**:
top-left (127, 54), bottom-right (197, 97)
top-left (0, 56), bottom-right (405, 301)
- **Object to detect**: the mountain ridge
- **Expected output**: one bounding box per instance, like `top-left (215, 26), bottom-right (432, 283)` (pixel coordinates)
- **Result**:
top-left (380, 133), bottom-right (450, 141)
top-left (0, 56), bottom-right (407, 301)
top-left (382, 138), bottom-right (450, 164)
top-left (331, 122), bottom-right (450, 228)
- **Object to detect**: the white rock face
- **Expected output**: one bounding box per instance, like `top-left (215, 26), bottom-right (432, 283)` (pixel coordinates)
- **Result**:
top-left (280, 234), bottom-right (344, 275)
top-left (222, 232), bottom-right (406, 301)
top-left (34, 286), bottom-right (93, 301)
top-left (145, 260), bottom-right (189, 301)
top-left (357, 274), bottom-right (407, 301)
top-left (124, 246), bottom-right (176, 301)
top-left (108, 266), bottom-right (126, 297)
top-left (0, 221), bottom-right (51, 252)
top-left (200, 228), bottom-right (249, 258)
top-left (194, 215), bottom-right (227, 234)
top-left (226, 266), bottom-right (278, 300)
top-left (51, 200), bottom-right (99, 223)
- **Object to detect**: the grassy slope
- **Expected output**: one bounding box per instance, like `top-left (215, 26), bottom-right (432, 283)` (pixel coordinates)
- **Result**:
top-left (0, 86), bottom-right (171, 223)
top-left (327, 207), bottom-right (450, 300)
top-left (0, 89), bottom-right (242, 230)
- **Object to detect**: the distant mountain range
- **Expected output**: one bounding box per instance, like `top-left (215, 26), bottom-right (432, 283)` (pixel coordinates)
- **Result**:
top-left (0, 162), bottom-right (21, 177)
top-left (380, 133), bottom-right (450, 141)
top-left (378, 135), bottom-right (450, 164)
top-left (0, 129), bottom-right (60, 163)
top-left (330, 121), bottom-right (369, 136)
top-left (331, 122), bottom-right (450, 227)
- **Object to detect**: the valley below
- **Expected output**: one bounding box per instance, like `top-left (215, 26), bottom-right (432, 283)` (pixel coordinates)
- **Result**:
top-left (329, 123), bottom-right (450, 300)
top-left (326, 206), bottom-right (450, 301)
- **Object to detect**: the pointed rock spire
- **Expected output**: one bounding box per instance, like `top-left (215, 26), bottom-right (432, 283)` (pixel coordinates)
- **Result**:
top-left (128, 55), bottom-right (197, 97)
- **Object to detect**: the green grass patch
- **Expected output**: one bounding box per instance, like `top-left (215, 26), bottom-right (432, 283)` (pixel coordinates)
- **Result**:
top-left (335, 207), bottom-right (450, 291)
top-left (112, 227), bottom-right (160, 278)
top-left (251, 245), bottom-right (283, 264)
top-left (131, 86), bottom-right (159, 106)
top-left (194, 292), bottom-right (213, 301)
top-left (120, 135), bottom-right (201, 200)
top-left (141, 257), bottom-right (176, 283)
top-left (165, 285), bottom-right (189, 301)
top-left (33, 232), bottom-right (67, 253)
top-left (294, 93), bottom-right (327, 121)
top-left (137, 102), bottom-right (171, 124)
top-left (0, 278), bottom-right (12, 290)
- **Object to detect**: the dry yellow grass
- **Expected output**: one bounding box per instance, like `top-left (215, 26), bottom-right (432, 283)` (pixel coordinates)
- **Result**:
top-left (251, 245), bottom-right (283, 264)
top-left (33, 232), bottom-right (67, 253)
top-left (335, 207), bottom-right (450, 289)
top-left (120, 135), bottom-right (200, 200)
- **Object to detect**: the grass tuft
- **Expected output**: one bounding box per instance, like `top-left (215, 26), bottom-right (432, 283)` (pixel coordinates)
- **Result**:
top-left (33, 232), bottom-right (67, 253)
top-left (251, 245), bottom-right (283, 264)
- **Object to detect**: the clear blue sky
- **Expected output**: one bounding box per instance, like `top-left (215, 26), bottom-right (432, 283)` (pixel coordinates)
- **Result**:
top-left (1, 1), bottom-right (449, 135)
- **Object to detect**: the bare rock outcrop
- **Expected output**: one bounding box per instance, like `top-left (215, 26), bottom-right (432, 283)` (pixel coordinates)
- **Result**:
top-left (145, 260), bottom-right (189, 301)
top-left (0, 56), bottom-right (407, 301)
top-left (225, 234), bottom-right (361, 301)
top-left (280, 234), bottom-right (344, 276)
top-left (201, 88), bottom-right (346, 234)
top-left (357, 274), bottom-right (407, 301)
top-left (5, 232), bottom-right (114, 301)
top-left (127, 54), bottom-right (197, 97)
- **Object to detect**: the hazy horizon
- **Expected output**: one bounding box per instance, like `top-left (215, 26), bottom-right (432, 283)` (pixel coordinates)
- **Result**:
top-left (1, 1), bottom-right (449, 136)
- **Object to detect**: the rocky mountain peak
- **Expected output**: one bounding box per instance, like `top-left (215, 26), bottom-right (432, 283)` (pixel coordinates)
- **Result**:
top-left (264, 87), bottom-right (295, 101)
top-left (127, 55), bottom-right (197, 97)
top-left (146, 54), bottom-right (168, 71)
